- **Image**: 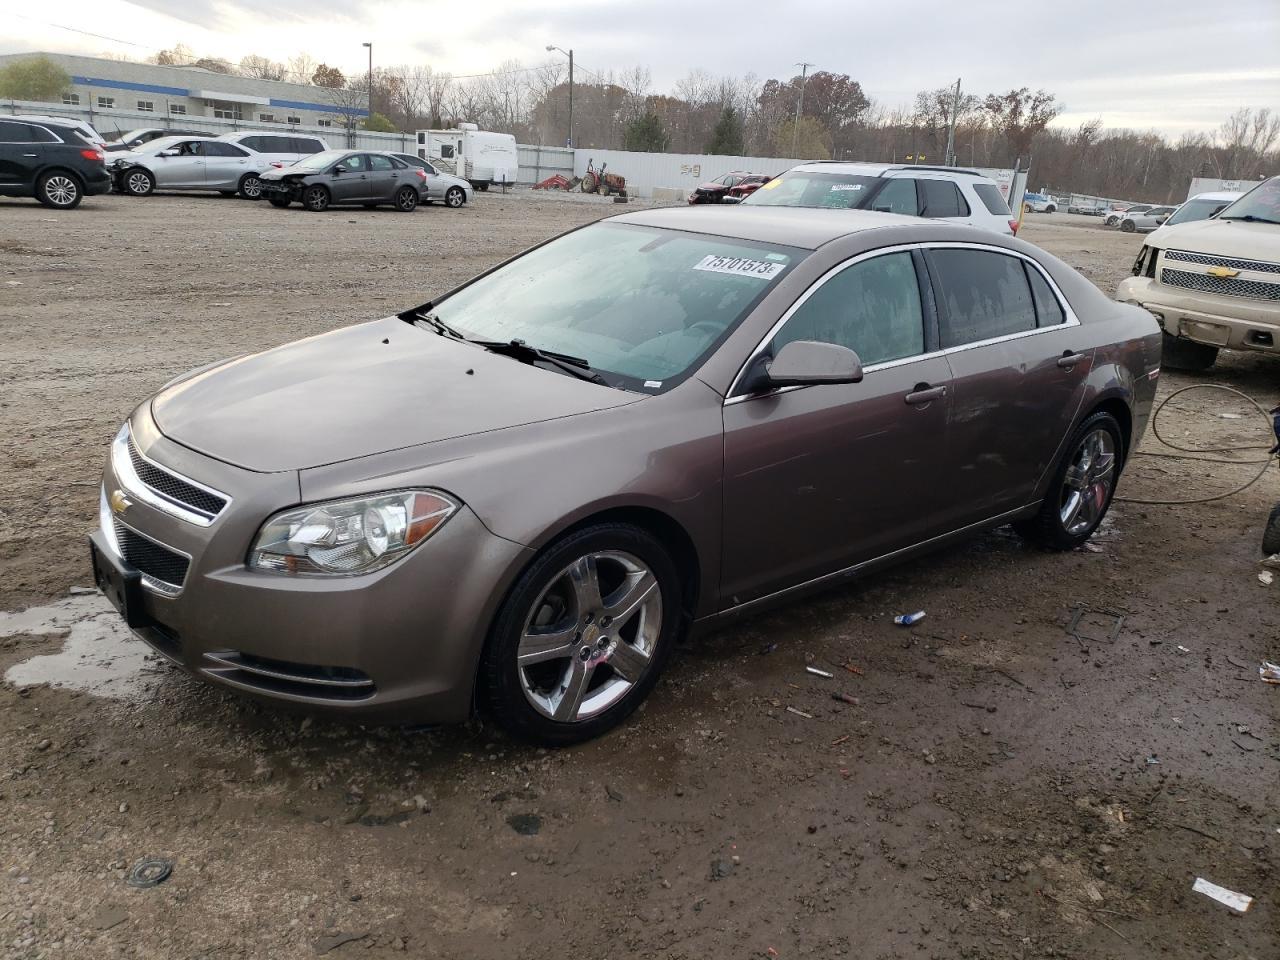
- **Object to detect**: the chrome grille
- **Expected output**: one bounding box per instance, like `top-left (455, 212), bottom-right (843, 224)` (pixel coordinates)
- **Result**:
top-left (1164, 250), bottom-right (1280, 275)
top-left (112, 519), bottom-right (189, 592)
top-left (127, 436), bottom-right (227, 519)
top-left (1160, 267), bottom-right (1280, 302)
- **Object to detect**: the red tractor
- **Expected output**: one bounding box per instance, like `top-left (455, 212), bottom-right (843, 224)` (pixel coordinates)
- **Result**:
top-left (580, 159), bottom-right (627, 198)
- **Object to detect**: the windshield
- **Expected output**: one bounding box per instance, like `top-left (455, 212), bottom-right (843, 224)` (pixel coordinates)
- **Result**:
top-left (1217, 177), bottom-right (1280, 224)
top-left (1165, 197), bottom-right (1234, 226)
top-left (287, 150), bottom-right (352, 172)
top-left (743, 171), bottom-right (882, 209)
top-left (422, 222), bottom-right (802, 390)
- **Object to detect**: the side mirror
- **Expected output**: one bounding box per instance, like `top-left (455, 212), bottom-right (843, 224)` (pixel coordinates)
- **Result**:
top-left (332, 165), bottom-right (347, 174)
top-left (157, 149), bottom-right (178, 157)
top-left (744, 340), bottom-right (864, 392)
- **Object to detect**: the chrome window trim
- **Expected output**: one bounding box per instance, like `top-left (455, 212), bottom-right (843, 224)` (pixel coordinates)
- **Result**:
top-left (724, 241), bottom-right (1079, 404)
top-left (112, 423), bottom-right (232, 527)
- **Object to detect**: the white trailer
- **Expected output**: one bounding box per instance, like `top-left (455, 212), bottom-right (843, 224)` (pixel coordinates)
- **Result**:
top-left (413, 123), bottom-right (518, 191)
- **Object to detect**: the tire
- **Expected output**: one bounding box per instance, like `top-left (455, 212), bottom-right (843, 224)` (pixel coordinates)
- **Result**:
top-left (36, 170), bottom-right (82, 209)
top-left (481, 523), bottom-right (681, 746)
top-left (597, 183), bottom-right (610, 196)
top-left (302, 185), bottom-right (330, 212)
top-left (1262, 504), bottom-right (1280, 556)
top-left (394, 186), bottom-right (418, 212)
top-left (1014, 411), bottom-right (1124, 551)
top-left (123, 168), bottom-right (154, 197)
top-left (1160, 331), bottom-right (1218, 372)
top-left (1120, 219), bottom-right (1136, 233)
top-left (1046, 204), bottom-right (1056, 213)
top-left (268, 197), bottom-right (291, 208)
top-left (237, 173), bottom-right (263, 200)
top-left (445, 186), bottom-right (465, 208)
top-left (1105, 215), bottom-right (1118, 226)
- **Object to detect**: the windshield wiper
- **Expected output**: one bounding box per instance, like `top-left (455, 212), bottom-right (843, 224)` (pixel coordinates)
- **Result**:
top-left (474, 339), bottom-right (607, 384)
top-left (1220, 214), bottom-right (1280, 225)
top-left (413, 311), bottom-right (468, 341)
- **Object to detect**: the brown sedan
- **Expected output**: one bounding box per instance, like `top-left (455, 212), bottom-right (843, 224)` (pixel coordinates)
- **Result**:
top-left (90, 207), bottom-right (1160, 744)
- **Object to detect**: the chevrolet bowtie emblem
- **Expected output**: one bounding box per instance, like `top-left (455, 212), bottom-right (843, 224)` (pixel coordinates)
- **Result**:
top-left (1207, 266), bottom-right (1240, 278)
top-left (109, 489), bottom-right (131, 514)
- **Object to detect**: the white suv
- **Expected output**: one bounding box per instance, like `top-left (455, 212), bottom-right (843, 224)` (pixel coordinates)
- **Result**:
top-left (743, 162), bottom-right (1018, 235)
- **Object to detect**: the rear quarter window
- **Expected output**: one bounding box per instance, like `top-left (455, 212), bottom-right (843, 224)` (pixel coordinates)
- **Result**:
top-left (931, 249), bottom-right (1038, 347)
top-left (920, 179), bottom-right (969, 218)
top-left (973, 183), bottom-right (1012, 216)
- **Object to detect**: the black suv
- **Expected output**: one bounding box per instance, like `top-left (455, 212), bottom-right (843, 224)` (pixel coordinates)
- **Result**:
top-left (0, 117), bottom-right (111, 209)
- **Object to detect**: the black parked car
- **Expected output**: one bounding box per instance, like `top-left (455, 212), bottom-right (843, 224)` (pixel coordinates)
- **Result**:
top-left (257, 150), bottom-right (425, 212)
top-left (0, 117), bottom-right (110, 209)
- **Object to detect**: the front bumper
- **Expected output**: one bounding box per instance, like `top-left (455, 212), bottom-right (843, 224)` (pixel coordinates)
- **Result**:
top-left (94, 412), bottom-right (532, 724)
top-left (1118, 276), bottom-right (1280, 353)
top-left (258, 180), bottom-right (303, 201)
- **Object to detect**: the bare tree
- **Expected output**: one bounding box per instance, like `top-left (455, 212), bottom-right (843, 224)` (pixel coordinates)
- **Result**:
top-left (1216, 107), bottom-right (1280, 178)
top-left (239, 54), bottom-right (286, 81)
top-left (287, 53), bottom-right (318, 85)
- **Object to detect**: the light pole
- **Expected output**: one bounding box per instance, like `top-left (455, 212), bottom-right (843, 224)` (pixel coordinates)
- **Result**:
top-left (362, 42), bottom-right (372, 124)
top-left (546, 45), bottom-right (574, 148)
top-left (792, 61), bottom-right (813, 157)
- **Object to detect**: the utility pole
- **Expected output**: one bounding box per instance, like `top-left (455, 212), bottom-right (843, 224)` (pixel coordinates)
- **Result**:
top-left (943, 77), bottom-right (961, 166)
top-left (546, 46), bottom-right (574, 148)
top-left (791, 61), bottom-right (813, 157)
top-left (362, 42), bottom-right (372, 124)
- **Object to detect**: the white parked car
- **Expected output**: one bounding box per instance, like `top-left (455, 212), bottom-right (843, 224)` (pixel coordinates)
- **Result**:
top-left (390, 153), bottom-right (473, 208)
top-left (1104, 204), bottom-right (1151, 227)
top-left (110, 136), bottom-right (277, 199)
top-left (1118, 205), bottom-right (1177, 233)
top-left (210, 132), bottom-right (329, 197)
top-left (743, 161), bottom-right (1019, 235)
top-left (1022, 192), bottom-right (1058, 213)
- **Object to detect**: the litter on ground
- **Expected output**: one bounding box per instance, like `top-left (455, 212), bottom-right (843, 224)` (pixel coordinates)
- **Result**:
top-left (1191, 877), bottom-right (1252, 913)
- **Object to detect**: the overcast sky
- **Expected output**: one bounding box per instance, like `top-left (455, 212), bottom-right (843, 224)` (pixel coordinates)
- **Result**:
top-left (6, 1), bottom-right (1278, 136)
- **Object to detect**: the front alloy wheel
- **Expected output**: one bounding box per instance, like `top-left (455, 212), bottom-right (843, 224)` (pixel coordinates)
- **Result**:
top-left (445, 186), bottom-right (465, 208)
top-left (238, 174), bottom-right (263, 199)
top-left (483, 524), bottom-right (680, 744)
top-left (302, 185), bottom-right (330, 212)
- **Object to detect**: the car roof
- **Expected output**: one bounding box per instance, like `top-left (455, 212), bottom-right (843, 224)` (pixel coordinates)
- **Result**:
top-left (787, 161), bottom-right (990, 179)
top-left (609, 205), bottom-right (938, 250)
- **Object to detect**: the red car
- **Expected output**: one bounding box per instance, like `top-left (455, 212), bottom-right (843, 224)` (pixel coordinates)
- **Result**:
top-left (688, 172), bottom-right (772, 204)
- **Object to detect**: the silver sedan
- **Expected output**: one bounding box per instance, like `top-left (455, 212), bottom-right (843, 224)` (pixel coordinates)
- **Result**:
top-left (1118, 205), bottom-right (1176, 233)
top-left (391, 153), bottom-right (472, 207)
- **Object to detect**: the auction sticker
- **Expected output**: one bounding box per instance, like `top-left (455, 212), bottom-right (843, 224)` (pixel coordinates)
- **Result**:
top-left (694, 254), bottom-right (786, 280)
top-left (830, 183), bottom-right (864, 192)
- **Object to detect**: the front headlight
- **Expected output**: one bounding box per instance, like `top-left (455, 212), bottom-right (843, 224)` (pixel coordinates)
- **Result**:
top-left (249, 490), bottom-right (458, 576)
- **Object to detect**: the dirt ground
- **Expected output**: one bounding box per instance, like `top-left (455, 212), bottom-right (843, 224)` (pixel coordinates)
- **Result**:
top-left (0, 193), bottom-right (1276, 960)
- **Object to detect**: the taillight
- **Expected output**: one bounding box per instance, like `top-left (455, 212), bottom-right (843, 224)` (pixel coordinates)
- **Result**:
top-left (1008, 219), bottom-right (1019, 236)
top-left (81, 149), bottom-right (103, 161)
top-left (414, 168), bottom-right (426, 181)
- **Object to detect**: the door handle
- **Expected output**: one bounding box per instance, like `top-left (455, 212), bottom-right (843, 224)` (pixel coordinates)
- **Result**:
top-left (1057, 352), bottom-right (1087, 369)
top-left (905, 384), bottom-right (946, 405)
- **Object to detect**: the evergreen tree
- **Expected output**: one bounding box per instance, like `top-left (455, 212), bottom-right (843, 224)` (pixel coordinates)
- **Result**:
top-left (705, 107), bottom-right (745, 156)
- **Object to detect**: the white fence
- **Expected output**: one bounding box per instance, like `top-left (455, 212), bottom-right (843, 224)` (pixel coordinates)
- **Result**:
top-left (569, 148), bottom-right (810, 199)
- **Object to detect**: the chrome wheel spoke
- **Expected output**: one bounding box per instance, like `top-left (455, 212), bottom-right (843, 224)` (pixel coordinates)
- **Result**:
top-left (607, 640), bottom-right (649, 683)
top-left (568, 555), bottom-right (603, 616)
top-left (1063, 465), bottom-right (1087, 491)
top-left (518, 624), bottom-right (578, 666)
top-left (551, 659), bottom-right (594, 722)
top-left (1060, 427), bottom-right (1116, 535)
top-left (602, 570), bottom-right (657, 627)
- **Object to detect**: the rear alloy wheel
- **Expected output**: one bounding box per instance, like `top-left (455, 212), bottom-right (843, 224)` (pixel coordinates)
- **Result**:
top-left (1015, 412), bottom-right (1123, 550)
top-left (124, 169), bottom-right (154, 197)
top-left (1046, 204), bottom-right (1057, 213)
top-left (1160, 331), bottom-right (1218, 372)
top-left (238, 174), bottom-right (263, 200)
top-left (394, 186), bottom-right (418, 212)
top-left (482, 523), bottom-right (680, 745)
top-left (1120, 219), bottom-right (1136, 233)
top-left (37, 171), bottom-right (81, 209)
top-left (445, 186), bottom-right (465, 208)
top-left (302, 185), bottom-right (330, 212)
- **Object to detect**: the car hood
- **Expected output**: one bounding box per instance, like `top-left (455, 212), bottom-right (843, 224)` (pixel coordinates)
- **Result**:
top-left (1148, 216), bottom-right (1280, 259)
top-left (259, 167), bottom-right (305, 181)
top-left (151, 316), bottom-right (640, 472)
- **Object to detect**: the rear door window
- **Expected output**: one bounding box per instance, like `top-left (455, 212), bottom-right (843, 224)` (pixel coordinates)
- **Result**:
top-left (204, 142), bottom-right (248, 157)
top-left (291, 138), bottom-right (323, 154)
top-left (1025, 264), bottom-right (1065, 327)
top-left (368, 154), bottom-right (395, 170)
top-left (870, 178), bottom-right (918, 215)
top-left (930, 248), bottom-right (1038, 347)
top-left (972, 183), bottom-right (1012, 215)
top-left (919, 179), bottom-right (969, 218)
top-left (772, 251), bottom-right (925, 366)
